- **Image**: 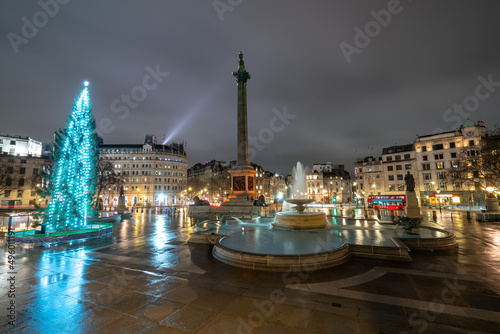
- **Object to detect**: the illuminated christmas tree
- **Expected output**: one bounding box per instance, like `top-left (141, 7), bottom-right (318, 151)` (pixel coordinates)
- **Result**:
top-left (42, 81), bottom-right (98, 231)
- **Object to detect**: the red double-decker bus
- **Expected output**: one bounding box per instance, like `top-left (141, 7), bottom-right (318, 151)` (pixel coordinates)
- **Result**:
top-left (367, 195), bottom-right (406, 210)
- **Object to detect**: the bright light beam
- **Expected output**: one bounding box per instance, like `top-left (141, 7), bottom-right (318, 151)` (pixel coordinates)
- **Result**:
top-left (162, 96), bottom-right (210, 145)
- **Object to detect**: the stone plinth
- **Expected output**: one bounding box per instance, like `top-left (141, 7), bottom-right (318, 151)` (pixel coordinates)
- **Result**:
top-left (405, 191), bottom-right (422, 219)
top-left (476, 212), bottom-right (500, 222)
top-left (486, 197), bottom-right (500, 212)
top-left (226, 165), bottom-right (257, 200)
top-left (116, 197), bottom-right (127, 213)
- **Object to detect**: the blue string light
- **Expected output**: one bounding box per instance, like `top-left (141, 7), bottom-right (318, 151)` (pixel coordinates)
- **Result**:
top-left (45, 82), bottom-right (98, 231)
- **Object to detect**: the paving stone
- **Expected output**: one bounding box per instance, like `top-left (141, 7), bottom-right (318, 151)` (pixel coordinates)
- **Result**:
top-left (159, 305), bottom-right (218, 332)
top-left (253, 323), bottom-right (306, 334)
top-left (306, 309), bottom-right (361, 334)
top-left (100, 314), bottom-right (157, 333)
top-left (264, 302), bottom-right (312, 329)
top-left (131, 297), bottom-right (184, 322)
top-left (161, 285), bottom-right (208, 304)
top-left (190, 289), bottom-right (240, 312)
top-left (3, 212), bottom-right (500, 333)
top-left (197, 313), bottom-right (243, 334)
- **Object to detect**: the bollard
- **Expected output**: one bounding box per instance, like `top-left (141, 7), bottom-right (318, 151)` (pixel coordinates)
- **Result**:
top-left (390, 210), bottom-right (395, 221)
top-left (432, 210), bottom-right (437, 221)
top-left (466, 211), bottom-right (471, 220)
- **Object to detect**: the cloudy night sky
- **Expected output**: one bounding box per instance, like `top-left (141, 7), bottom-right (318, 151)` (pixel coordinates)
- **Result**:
top-left (1, 1), bottom-right (500, 175)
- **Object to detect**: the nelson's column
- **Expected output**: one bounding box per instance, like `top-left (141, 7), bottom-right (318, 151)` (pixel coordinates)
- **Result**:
top-left (221, 52), bottom-right (258, 212)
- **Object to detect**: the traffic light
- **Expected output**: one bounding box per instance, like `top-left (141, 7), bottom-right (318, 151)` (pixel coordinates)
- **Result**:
top-left (332, 198), bottom-right (337, 203)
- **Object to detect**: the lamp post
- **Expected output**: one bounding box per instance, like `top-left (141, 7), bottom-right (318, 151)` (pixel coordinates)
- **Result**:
top-left (437, 189), bottom-right (441, 212)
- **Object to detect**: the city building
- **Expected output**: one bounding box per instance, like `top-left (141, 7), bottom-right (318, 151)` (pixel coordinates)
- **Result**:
top-left (0, 131), bottom-right (50, 208)
top-left (381, 144), bottom-right (416, 194)
top-left (0, 132), bottom-right (42, 157)
top-left (307, 163), bottom-right (352, 203)
top-left (188, 161), bottom-right (287, 204)
top-left (98, 134), bottom-right (188, 208)
top-left (415, 120), bottom-right (487, 206)
top-left (187, 160), bottom-right (231, 203)
top-left (354, 157), bottom-right (384, 206)
top-left (253, 165), bottom-right (287, 203)
top-left (354, 120), bottom-right (491, 208)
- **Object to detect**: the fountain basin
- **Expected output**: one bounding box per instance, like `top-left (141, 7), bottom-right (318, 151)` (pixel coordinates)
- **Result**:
top-left (191, 217), bottom-right (456, 272)
top-left (273, 211), bottom-right (327, 230)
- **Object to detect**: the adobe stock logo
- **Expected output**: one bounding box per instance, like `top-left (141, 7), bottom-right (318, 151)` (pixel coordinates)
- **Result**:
top-left (213, 0), bottom-right (243, 22)
top-left (433, 74), bottom-right (499, 134)
top-left (339, 0), bottom-right (408, 64)
top-left (246, 106), bottom-right (296, 161)
top-left (7, 0), bottom-right (71, 54)
top-left (96, 64), bottom-right (170, 137)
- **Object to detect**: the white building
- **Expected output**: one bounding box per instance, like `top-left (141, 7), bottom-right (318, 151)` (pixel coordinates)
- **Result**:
top-left (99, 135), bottom-right (188, 208)
top-left (0, 133), bottom-right (42, 157)
top-left (311, 162), bottom-right (344, 173)
top-left (414, 121), bottom-right (486, 206)
top-left (307, 164), bottom-right (352, 203)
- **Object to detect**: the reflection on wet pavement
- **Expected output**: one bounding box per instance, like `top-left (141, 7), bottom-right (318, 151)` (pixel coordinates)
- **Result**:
top-left (1, 209), bottom-right (500, 333)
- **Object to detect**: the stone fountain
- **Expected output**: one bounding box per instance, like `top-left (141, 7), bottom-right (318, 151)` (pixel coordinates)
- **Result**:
top-left (273, 198), bottom-right (327, 230)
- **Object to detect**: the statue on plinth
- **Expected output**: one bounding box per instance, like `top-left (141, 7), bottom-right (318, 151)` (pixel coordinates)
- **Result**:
top-left (404, 171), bottom-right (415, 192)
top-left (404, 171), bottom-right (422, 219)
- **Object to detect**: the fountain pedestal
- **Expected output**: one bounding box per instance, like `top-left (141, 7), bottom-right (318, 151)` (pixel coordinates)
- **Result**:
top-left (273, 199), bottom-right (327, 230)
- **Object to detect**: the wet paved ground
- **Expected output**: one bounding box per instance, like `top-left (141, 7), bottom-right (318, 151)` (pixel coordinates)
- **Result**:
top-left (1, 208), bottom-right (500, 333)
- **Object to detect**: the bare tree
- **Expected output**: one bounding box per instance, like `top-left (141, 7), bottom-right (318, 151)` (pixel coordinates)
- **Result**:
top-left (0, 158), bottom-right (19, 198)
top-left (446, 126), bottom-right (500, 193)
top-left (95, 157), bottom-right (123, 207)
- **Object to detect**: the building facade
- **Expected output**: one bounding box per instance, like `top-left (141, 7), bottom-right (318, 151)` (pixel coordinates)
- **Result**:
top-left (99, 135), bottom-right (188, 208)
top-left (354, 157), bottom-right (384, 206)
top-left (415, 121), bottom-right (487, 206)
top-left (0, 133), bottom-right (42, 157)
top-left (381, 144), bottom-right (417, 194)
top-left (187, 160), bottom-right (231, 203)
top-left (354, 120), bottom-right (490, 208)
top-left (253, 165), bottom-right (287, 203)
top-left (0, 154), bottom-right (50, 208)
top-left (187, 161), bottom-right (287, 204)
top-left (307, 163), bottom-right (352, 203)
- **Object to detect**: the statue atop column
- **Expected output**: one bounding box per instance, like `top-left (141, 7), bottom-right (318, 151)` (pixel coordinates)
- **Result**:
top-left (233, 51), bottom-right (251, 84)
